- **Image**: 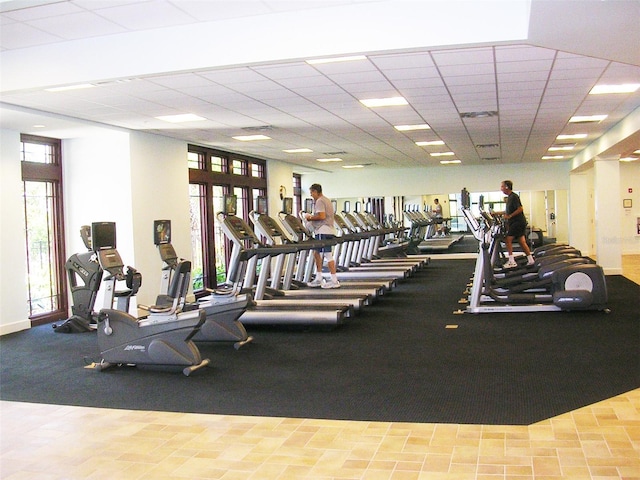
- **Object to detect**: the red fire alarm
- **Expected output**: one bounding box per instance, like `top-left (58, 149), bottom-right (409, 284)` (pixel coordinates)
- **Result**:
top-left (629, 188), bottom-right (633, 193)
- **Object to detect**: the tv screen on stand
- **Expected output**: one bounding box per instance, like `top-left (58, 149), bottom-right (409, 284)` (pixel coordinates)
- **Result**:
top-left (91, 222), bottom-right (116, 250)
top-left (224, 194), bottom-right (237, 216)
top-left (153, 219), bottom-right (171, 245)
top-left (282, 197), bottom-right (293, 215)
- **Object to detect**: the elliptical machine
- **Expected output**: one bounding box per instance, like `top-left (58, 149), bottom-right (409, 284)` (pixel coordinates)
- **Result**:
top-left (55, 224), bottom-right (143, 333)
top-left (152, 219), bottom-right (252, 349)
top-left (54, 226), bottom-right (102, 333)
top-left (89, 221), bottom-right (209, 376)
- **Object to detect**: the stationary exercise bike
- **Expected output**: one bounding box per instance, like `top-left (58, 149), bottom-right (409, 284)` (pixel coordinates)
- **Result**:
top-left (152, 219), bottom-right (252, 349)
top-left (89, 221), bottom-right (209, 376)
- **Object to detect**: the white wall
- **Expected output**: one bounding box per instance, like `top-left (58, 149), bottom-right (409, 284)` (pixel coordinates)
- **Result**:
top-left (0, 129), bottom-right (30, 335)
top-left (303, 162), bottom-right (571, 199)
top-left (63, 131), bottom-right (132, 259)
top-left (63, 131), bottom-right (136, 313)
top-left (266, 160), bottom-right (294, 215)
top-left (128, 132), bottom-right (192, 307)
top-left (620, 161), bottom-right (640, 254)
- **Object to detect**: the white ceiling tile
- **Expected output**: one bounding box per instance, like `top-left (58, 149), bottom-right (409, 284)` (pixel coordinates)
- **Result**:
top-left (0, 21), bottom-right (61, 49)
top-left (168, 0), bottom-right (272, 21)
top-left (96, 0), bottom-right (196, 29)
top-left (439, 63), bottom-right (495, 77)
top-left (432, 48), bottom-right (494, 66)
top-left (26, 11), bottom-right (126, 39)
top-left (2, 1), bottom-right (83, 20)
top-left (444, 74), bottom-right (495, 86)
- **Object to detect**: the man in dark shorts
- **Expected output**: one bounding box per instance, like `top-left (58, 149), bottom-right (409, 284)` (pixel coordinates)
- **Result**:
top-left (500, 180), bottom-right (535, 268)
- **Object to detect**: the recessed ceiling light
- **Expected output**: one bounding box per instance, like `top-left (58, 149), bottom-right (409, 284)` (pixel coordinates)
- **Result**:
top-left (283, 148), bottom-right (313, 153)
top-left (306, 55), bottom-right (367, 65)
top-left (156, 113), bottom-right (207, 123)
top-left (440, 160), bottom-right (461, 165)
top-left (430, 151), bottom-right (455, 157)
top-left (45, 83), bottom-right (96, 92)
top-left (416, 140), bottom-right (445, 146)
top-left (557, 133), bottom-right (588, 140)
top-left (542, 155), bottom-right (565, 160)
top-left (569, 115), bottom-right (607, 123)
top-left (589, 84), bottom-right (640, 95)
top-left (548, 145), bottom-right (575, 151)
top-left (360, 97), bottom-right (408, 108)
top-left (232, 134), bottom-right (271, 141)
top-left (342, 165), bottom-right (365, 169)
top-left (32, 125), bottom-right (46, 128)
top-left (316, 158), bottom-right (343, 163)
top-left (395, 124), bottom-right (430, 131)
top-left (620, 156), bottom-right (639, 162)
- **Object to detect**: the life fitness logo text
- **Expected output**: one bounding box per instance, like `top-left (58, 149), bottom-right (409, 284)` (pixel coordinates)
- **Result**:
top-left (124, 345), bottom-right (146, 352)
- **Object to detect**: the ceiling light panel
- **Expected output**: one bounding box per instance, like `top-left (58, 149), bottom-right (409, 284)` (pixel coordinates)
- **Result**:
top-left (232, 134), bottom-right (271, 141)
top-left (360, 97), bottom-right (408, 108)
top-left (589, 83), bottom-right (640, 94)
top-left (306, 55), bottom-right (367, 65)
top-left (395, 124), bottom-right (431, 131)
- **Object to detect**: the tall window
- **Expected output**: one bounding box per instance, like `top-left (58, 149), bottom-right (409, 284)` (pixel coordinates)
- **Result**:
top-left (21, 134), bottom-right (67, 325)
top-left (293, 174), bottom-right (302, 215)
top-left (188, 145), bottom-right (267, 293)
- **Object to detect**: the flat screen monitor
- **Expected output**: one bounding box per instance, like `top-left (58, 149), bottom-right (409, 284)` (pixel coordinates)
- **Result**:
top-left (91, 222), bottom-right (116, 250)
top-left (461, 188), bottom-right (470, 208)
top-left (282, 197), bottom-right (293, 215)
top-left (224, 194), bottom-right (237, 216)
top-left (256, 196), bottom-right (268, 214)
top-left (343, 200), bottom-right (350, 213)
top-left (354, 201), bottom-right (361, 213)
top-left (304, 198), bottom-right (314, 213)
top-left (153, 219), bottom-right (171, 245)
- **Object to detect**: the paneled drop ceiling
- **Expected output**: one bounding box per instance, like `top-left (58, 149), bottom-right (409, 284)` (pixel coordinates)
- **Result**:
top-left (1, 0), bottom-right (639, 172)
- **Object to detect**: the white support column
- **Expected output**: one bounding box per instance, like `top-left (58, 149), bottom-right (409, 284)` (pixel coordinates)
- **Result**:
top-left (594, 155), bottom-right (622, 275)
top-left (568, 172), bottom-right (593, 256)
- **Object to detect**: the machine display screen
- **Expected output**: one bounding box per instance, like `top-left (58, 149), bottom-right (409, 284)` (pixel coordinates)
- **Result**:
top-left (304, 198), bottom-right (313, 212)
top-left (91, 222), bottom-right (116, 250)
top-left (224, 195), bottom-right (237, 216)
top-left (256, 196), bottom-right (268, 214)
top-left (282, 197), bottom-right (293, 215)
top-left (154, 219), bottom-right (171, 245)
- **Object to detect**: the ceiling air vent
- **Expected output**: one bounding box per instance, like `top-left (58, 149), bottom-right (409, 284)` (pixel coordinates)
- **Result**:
top-left (476, 143), bottom-right (500, 149)
top-left (323, 151), bottom-right (347, 155)
top-left (482, 157), bottom-right (500, 161)
top-left (460, 111), bottom-right (498, 119)
top-left (242, 125), bottom-right (273, 132)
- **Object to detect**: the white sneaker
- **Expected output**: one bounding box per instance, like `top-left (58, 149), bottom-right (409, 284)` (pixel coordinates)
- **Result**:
top-left (321, 279), bottom-right (341, 289)
top-left (307, 277), bottom-right (323, 287)
top-left (526, 258), bottom-right (536, 266)
top-left (504, 260), bottom-right (518, 269)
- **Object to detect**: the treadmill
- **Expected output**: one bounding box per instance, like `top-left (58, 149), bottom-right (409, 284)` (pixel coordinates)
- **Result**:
top-left (218, 195), bottom-right (350, 327)
top-left (249, 197), bottom-right (379, 309)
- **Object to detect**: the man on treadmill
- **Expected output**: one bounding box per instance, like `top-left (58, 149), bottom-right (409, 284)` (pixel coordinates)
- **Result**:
top-left (305, 183), bottom-right (341, 289)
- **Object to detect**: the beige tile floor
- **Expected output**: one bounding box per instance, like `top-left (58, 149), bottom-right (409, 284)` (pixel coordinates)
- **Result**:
top-left (1, 256), bottom-right (638, 480)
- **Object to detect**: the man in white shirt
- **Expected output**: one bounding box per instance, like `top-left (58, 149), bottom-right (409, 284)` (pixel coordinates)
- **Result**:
top-left (305, 183), bottom-right (340, 289)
